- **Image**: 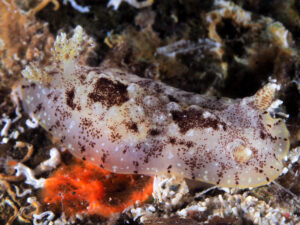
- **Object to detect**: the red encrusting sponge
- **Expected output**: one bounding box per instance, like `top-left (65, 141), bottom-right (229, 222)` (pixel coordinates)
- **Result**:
top-left (42, 159), bottom-right (153, 217)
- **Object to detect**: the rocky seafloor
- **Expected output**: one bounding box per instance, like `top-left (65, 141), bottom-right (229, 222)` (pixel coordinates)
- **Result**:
top-left (0, 0), bottom-right (300, 224)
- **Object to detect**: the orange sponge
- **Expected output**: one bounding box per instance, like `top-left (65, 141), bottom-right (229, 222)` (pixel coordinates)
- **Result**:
top-left (42, 159), bottom-right (153, 217)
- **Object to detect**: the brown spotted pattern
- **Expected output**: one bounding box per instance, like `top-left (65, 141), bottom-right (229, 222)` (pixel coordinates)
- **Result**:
top-left (17, 32), bottom-right (289, 187)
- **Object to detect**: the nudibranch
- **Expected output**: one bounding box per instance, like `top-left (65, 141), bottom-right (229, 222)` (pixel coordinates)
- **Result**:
top-left (15, 26), bottom-right (289, 188)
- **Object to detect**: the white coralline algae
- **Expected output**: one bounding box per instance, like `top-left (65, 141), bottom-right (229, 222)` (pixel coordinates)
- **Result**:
top-left (15, 26), bottom-right (289, 188)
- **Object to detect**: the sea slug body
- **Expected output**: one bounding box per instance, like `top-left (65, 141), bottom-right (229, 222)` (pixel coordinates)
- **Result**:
top-left (16, 26), bottom-right (289, 188)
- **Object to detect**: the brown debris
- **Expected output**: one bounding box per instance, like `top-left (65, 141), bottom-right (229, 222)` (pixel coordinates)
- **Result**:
top-left (29, 0), bottom-right (60, 16)
top-left (0, 0), bottom-right (54, 87)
